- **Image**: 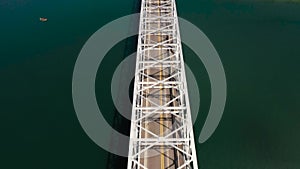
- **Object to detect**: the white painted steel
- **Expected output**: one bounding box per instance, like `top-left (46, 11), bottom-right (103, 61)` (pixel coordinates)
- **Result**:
top-left (127, 0), bottom-right (198, 168)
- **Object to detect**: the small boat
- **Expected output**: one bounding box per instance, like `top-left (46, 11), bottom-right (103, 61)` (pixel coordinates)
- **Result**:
top-left (39, 17), bottom-right (48, 22)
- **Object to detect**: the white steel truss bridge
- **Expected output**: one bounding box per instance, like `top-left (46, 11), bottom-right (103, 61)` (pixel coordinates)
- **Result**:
top-left (127, 0), bottom-right (199, 168)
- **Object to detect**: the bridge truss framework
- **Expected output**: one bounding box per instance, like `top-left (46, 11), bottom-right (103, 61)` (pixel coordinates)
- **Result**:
top-left (127, 0), bottom-right (199, 168)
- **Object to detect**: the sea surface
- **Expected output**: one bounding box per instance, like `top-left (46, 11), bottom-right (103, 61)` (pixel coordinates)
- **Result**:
top-left (1, 0), bottom-right (300, 168)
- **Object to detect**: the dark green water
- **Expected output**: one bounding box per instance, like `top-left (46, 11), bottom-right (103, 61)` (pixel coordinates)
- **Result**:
top-left (1, 0), bottom-right (300, 168)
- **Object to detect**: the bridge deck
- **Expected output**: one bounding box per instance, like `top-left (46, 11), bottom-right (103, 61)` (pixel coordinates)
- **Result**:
top-left (127, 0), bottom-right (198, 169)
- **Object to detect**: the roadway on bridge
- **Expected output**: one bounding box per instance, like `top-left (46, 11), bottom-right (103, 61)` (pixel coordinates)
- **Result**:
top-left (140, 0), bottom-right (184, 168)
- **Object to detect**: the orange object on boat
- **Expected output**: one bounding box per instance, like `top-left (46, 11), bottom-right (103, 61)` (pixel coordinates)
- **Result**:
top-left (39, 17), bottom-right (48, 22)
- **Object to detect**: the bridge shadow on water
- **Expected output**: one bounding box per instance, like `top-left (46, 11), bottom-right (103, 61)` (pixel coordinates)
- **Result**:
top-left (106, 0), bottom-right (140, 168)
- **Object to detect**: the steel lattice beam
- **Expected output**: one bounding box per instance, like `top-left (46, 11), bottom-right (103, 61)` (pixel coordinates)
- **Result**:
top-left (127, 0), bottom-right (199, 168)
